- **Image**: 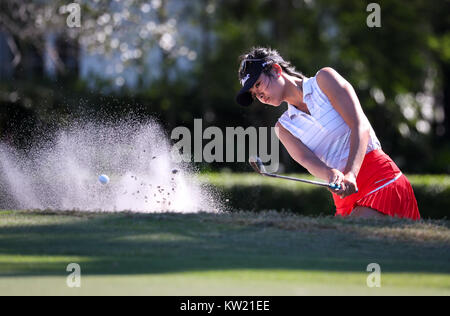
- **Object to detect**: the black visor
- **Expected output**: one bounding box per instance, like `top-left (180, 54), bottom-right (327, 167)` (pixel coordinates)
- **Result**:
top-left (236, 59), bottom-right (268, 106)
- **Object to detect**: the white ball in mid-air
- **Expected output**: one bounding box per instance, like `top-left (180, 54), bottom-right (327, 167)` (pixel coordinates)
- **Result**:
top-left (98, 174), bottom-right (110, 185)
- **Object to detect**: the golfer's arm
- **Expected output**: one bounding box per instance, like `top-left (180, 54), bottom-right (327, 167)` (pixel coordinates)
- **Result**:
top-left (275, 122), bottom-right (333, 181)
top-left (316, 67), bottom-right (371, 177)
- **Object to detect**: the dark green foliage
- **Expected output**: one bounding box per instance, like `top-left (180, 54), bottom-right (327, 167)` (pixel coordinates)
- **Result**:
top-left (413, 185), bottom-right (450, 219)
top-left (221, 184), bottom-right (335, 216)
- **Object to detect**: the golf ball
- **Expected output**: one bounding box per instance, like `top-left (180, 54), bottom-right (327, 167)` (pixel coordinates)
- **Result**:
top-left (99, 174), bottom-right (110, 185)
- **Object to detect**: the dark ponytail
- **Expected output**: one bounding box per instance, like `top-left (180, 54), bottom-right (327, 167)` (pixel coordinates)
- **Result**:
top-left (238, 47), bottom-right (305, 82)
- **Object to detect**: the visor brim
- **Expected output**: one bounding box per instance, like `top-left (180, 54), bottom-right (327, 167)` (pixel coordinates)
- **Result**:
top-left (235, 73), bottom-right (259, 106)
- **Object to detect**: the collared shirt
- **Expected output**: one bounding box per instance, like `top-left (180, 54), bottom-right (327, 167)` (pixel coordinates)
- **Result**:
top-left (277, 74), bottom-right (381, 172)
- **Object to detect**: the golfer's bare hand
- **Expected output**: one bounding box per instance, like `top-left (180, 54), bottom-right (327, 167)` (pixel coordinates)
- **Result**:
top-left (327, 168), bottom-right (346, 195)
top-left (339, 172), bottom-right (359, 199)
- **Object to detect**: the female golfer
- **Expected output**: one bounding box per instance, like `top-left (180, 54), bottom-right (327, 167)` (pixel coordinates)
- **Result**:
top-left (236, 47), bottom-right (420, 220)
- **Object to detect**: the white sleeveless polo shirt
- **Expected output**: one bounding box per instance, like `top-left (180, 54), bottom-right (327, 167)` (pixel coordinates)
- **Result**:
top-left (277, 74), bottom-right (381, 172)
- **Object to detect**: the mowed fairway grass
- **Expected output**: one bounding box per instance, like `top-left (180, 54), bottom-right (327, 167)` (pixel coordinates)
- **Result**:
top-left (0, 210), bottom-right (449, 295)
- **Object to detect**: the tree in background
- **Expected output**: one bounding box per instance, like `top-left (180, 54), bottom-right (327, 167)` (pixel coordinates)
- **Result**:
top-left (0, 0), bottom-right (200, 141)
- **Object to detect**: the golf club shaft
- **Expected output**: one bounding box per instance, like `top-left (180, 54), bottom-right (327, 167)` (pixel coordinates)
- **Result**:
top-left (260, 172), bottom-right (340, 189)
top-left (249, 157), bottom-right (341, 190)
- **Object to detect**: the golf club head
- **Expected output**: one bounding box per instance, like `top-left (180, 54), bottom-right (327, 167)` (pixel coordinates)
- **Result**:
top-left (249, 156), bottom-right (267, 174)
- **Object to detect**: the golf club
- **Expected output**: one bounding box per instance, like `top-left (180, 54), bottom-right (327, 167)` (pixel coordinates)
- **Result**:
top-left (249, 156), bottom-right (342, 190)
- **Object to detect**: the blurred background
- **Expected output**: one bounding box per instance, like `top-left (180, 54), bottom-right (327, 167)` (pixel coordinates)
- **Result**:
top-left (1, 0), bottom-right (449, 174)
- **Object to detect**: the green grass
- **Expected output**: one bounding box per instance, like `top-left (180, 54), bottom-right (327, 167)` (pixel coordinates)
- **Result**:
top-left (0, 210), bottom-right (449, 295)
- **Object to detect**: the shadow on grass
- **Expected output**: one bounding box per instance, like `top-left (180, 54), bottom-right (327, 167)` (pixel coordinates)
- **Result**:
top-left (0, 210), bottom-right (449, 277)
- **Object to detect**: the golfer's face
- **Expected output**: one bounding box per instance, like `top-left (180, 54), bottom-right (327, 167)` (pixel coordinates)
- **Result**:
top-left (249, 72), bottom-right (282, 106)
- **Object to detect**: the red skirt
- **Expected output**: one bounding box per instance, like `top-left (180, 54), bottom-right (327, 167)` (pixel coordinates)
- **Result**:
top-left (332, 149), bottom-right (420, 220)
